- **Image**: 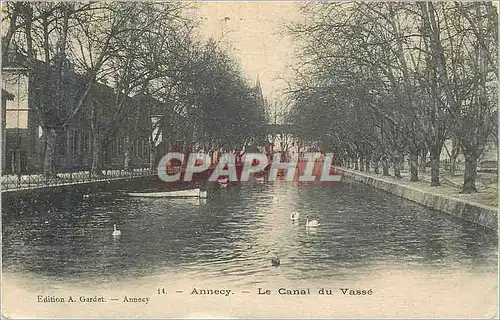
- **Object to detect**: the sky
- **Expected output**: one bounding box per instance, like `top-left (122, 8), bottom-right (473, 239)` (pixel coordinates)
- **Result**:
top-left (196, 1), bottom-right (500, 110)
top-left (196, 2), bottom-right (304, 109)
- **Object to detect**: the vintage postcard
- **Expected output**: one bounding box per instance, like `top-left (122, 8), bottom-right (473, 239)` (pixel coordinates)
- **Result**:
top-left (1, 1), bottom-right (498, 319)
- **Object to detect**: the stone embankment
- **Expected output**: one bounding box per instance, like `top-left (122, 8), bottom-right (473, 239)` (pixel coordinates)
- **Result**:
top-left (334, 167), bottom-right (498, 231)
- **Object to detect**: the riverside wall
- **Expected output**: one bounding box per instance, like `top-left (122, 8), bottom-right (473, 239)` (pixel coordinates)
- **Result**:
top-left (334, 167), bottom-right (498, 231)
top-left (1, 175), bottom-right (154, 211)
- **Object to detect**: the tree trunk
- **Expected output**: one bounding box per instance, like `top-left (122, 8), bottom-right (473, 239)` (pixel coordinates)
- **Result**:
top-left (16, 149), bottom-right (21, 175)
top-left (43, 127), bottom-right (57, 178)
top-left (359, 157), bottom-right (365, 171)
top-left (393, 159), bottom-right (402, 178)
top-left (149, 143), bottom-right (156, 171)
top-left (409, 148), bottom-right (419, 181)
top-left (91, 134), bottom-right (103, 176)
top-left (449, 156), bottom-right (457, 175)
top-left (365, 158), bottom-right (370, 172)
top-left (354, 158), bottom-right (359, 170)
top-left (382, 157), bottom-right (390, 176)
top-left (420, 148), bottom-right (427, 173)
top-left (393, 152), bottom-right (402, 178)
top-left (462, 152), bottom-right (478, 193)
top-left (65, 129), bottom-right (74, 171)
top-left (449, 139), bottom-right (460, 175)
top-left (429, 146), bottom-right (441, 186)
top-left (374, 159), bottom-right (380, 174)
top-left (124, 134), bottom-right (131, 172)
top-left (2, 3), bottom-right (21, 58)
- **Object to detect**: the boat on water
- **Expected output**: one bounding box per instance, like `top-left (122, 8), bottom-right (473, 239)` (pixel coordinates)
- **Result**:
top-left (127, 188), bottom-right (207, 198)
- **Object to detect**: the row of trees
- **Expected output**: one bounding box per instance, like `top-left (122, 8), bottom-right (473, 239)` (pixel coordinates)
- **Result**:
top-left (2, 2), bottom-right (268, 177)
top-left (286, 2), bottom-right (497, 193)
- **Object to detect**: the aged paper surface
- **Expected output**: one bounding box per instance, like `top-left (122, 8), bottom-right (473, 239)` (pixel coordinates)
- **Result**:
top-left (1, 1), bottom-right (499, 319)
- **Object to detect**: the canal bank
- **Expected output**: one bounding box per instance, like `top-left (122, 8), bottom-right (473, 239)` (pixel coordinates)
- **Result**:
top-left (0, 174), bottom-right (207, 215)
top-left (1, 175), bottom-right (152, 214)
top-left (334, 167), bottom-right (498, 231)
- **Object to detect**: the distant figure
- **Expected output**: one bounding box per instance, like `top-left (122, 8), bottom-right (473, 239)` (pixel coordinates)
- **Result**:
top-left (305, 215), bottom-right (320, 227)
top-left (112, 224), bottom-right (122, 237)
top-left (290, 212), bottom-right (300, 222)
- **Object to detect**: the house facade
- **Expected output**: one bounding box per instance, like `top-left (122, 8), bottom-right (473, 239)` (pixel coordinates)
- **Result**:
top-left (1, 54), bottom-right (160, 175)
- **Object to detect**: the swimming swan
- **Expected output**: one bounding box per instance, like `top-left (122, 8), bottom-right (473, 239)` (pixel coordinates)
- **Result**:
top-left (305, 215), bottom-right (320, 227)
top-left (112, 224), bottom-right (122, 236)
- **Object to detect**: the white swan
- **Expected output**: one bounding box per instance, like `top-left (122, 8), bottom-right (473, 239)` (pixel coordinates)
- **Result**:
top-left (305, 215), bottom-right (320, 227)
top-left (112, 224), bottom-right (122, 236)
top-left (290, 212), bottom-right (300, 221)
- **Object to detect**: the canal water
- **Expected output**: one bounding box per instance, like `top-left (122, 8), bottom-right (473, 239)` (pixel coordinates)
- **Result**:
top-left (2, 179), bottom-right (498, 318)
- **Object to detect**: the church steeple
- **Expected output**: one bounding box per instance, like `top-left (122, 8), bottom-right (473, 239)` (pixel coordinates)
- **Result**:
top-left (255, 74), bottom-right (261, 88)
top-left (254, 74), bottom-right (264, 105)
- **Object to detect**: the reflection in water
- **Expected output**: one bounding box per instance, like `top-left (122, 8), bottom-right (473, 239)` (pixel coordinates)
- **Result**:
top-left (2, 180), bottom-right (498, 286)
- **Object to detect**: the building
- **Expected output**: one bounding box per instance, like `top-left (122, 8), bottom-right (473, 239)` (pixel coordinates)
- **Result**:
top-left (1, 52), bottom-right (163, 174)
top-left (1, 88), bottom-right (15, 173)
top-left (2, 69), bottom-right (32, 174)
